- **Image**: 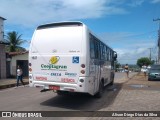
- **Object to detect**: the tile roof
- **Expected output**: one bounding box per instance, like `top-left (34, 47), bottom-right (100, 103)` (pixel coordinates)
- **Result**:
top-left (0, 41), bottom-right (9, 45)
top-left (7, 51), bottom-right (28, 56)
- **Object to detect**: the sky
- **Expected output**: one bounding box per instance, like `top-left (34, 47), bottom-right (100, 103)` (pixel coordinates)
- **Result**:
top-left (0, 0), bottom-right (160, 64)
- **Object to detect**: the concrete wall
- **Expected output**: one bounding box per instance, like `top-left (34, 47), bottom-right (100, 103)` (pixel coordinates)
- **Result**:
top-left (0, 18), bottom-right (4, 41)
top-left (0, 17), bottom-right (6, 79)
top-left (11, 53), bottom-right (28, 76)
top-left (0, 44), bottom-right (6, 78)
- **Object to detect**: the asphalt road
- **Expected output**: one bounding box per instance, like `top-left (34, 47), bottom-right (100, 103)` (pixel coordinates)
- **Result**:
top-left (0, 72), bottom-right (136, 120)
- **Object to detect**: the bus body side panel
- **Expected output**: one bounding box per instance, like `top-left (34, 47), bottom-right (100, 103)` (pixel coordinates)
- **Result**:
top-left (102, 61), bottom-right (111, 86)
top-left (87, 31), bottom-right (101, 95)
top-left (89, 59), bottom-right (101, 94)
top-left (88, 33), bottom-right (113, 95)
top-left (83, 27), bottom-right (95, 95)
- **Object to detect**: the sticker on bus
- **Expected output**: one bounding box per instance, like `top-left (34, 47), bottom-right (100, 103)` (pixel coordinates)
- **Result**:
top-left (72, 56), bottom-right (79, 63)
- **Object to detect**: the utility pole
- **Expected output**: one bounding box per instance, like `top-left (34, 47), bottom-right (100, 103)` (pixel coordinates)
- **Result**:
top-left (148, 48), bottom-right (152, 61)
top-left (153, 18), bottom-right (160, 63)
top-left (155, 57), bottom-right (158, 64)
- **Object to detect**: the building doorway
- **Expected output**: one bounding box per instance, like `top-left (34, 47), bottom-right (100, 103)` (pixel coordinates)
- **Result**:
top-left (16, 60), bottom-right (28, 78)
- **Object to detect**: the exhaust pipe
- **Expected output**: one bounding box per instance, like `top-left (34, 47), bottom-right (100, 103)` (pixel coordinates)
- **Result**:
top-left (40, 89), bottom-right (50, 92)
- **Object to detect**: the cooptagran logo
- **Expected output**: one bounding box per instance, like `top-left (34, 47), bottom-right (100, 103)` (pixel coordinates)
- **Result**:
top-left (49, 56), bottom-right (60, 64)
top-left (41, 56), bottom-right (67, 70)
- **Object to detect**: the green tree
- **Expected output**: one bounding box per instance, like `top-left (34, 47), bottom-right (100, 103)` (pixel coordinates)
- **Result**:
top-left (137, 57), bottom-right (152, 67)
top-left (151, 60), bottom-right (155, 65)
top-left (5, 31), bottom-right (26, 52)
top-left (115, 61), bottom-right (121, 72)
top-left (115, 62), bottom-right (121, 69)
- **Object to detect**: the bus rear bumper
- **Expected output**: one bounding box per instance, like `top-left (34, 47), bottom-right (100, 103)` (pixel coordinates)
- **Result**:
top-left (29, 78), bottom-right (94, 95)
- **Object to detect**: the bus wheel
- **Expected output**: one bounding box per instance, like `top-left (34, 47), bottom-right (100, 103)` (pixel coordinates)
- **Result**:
top-left (57, 90), bottom-right (64, 95)
top-left (94, 81), bottom-right (104, 98)
top-left (109, 73), bottom-right (114, 86)
top-left (109, 80), bottom-right (114, 86)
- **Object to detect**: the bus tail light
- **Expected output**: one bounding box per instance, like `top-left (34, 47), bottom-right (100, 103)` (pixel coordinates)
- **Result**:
top-left (81, 64), bottom-right (85, 74)
top-left (81, 70), bottom-right (85, 74)
top-left (29, 63), bottom-right (32, 66)
top-left (81, 64), bottom-right (85, 68)
top-left (29, 63), bottom-right (32, 72)
top-left (29, 68), bottom-right (32, 72)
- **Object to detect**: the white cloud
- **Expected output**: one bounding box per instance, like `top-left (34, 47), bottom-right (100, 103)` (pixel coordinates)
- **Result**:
top-left (0, 0), bottom-right (128, 27)
top-left (150, 0), bottom-right (160, 3)
top-left (100, 32), bottom-right (134, 42)
top-left (128, 0), bottom-right (145, 7)
top-left (99, 32), bottom-right (157, 64)
top-left (116, 43), bottom-right (157, 64)
top-left (115, 46), bottom-right (157, 64)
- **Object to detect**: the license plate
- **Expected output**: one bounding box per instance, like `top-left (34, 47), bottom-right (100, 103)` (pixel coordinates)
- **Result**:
top-left (49, 85), bottom-right (60, 90)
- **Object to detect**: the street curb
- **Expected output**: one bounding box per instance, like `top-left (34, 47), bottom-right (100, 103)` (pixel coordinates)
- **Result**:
top-left (0, 81), bottom-right (29, 90)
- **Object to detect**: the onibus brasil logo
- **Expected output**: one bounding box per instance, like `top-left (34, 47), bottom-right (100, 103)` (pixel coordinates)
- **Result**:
top-left (41, 56), bottom-right (67, 70)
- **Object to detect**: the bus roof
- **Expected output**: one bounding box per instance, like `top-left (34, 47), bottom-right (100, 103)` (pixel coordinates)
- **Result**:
top-left (37, 21), bottom-right (83, 30)
top-left (36, 21), bottom-right (114, 52)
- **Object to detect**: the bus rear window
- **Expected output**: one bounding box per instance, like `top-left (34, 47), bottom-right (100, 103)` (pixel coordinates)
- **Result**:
top-left (31, 26), bottom-right (82, 54)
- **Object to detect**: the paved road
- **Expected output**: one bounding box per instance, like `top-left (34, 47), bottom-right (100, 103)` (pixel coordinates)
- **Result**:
top-left (0, 72), bottom-right (143, 120)
top-left (1, 72), bottom-right (131, 110)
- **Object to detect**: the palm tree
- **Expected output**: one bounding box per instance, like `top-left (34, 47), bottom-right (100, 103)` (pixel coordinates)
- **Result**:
top-left (5, 31), bottom-right (26, 52)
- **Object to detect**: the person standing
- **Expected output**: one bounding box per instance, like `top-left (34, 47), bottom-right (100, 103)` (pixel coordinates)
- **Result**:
top-left (142, 64), bottom-right (147, 77)
top-left (16, 66), bottom-right (25, 88)
top-left (124, 64), bottom-right (129, 78)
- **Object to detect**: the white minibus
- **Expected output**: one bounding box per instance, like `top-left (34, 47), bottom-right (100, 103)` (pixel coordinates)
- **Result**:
top-left (29, 21), bottom-right (117, 97)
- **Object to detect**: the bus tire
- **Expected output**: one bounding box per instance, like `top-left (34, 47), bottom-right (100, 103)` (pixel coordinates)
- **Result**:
top-left (109, 80), bottom-right (114, 86)
top-left (94, 81), bottom-right (104, 98)
top-left (109, 73), bottom-right (114, 86)
top-left (57, 90), bottom-right (65, 95)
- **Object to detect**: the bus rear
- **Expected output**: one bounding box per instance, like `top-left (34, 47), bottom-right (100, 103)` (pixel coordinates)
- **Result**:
top-left (29, 22), bottom-right (92, 94)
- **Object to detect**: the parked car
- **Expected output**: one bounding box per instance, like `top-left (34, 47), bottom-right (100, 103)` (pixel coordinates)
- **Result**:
top-left (148, 64), bottom-right (160, 81)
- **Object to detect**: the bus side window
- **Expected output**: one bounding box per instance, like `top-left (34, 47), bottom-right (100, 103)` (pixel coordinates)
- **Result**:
top-left (90, 34), bottom-right (100, 60)
top-left (109, 49), bottom-right (112, 61)
top-left (108, 49), bottom-right (110, 61)
top-left (104, 46), bottom-right (107, 60)
top-left (106, 47), bottom-right (109, 61)
top-left (90, 35), bottom-right (95, 59)
top-left (111, 51), bottom-right (114, 61)
top-left (102, 44), bottom-right (105, 60)
top-left (110, 50), bottom-right (112, 61)
top-left (104, 46), bottom-right (106, 60)
top-left (100, 43), bottom-right (104, 60)
top-left (94, 39), bottom-right (100, 59)
top-left (94, 40), bottom-right (98, 59)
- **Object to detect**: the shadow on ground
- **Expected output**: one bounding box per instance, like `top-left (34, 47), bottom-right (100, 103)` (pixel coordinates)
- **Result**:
top-left (40, 83), bottom-right (123, 111)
